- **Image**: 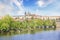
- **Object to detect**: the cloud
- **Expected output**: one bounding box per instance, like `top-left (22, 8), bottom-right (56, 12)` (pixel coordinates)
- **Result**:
top-left (12, 0), bottom-right (25, 15)
top-left (0, 4), bottom-right (5, 11)
top-left (36, 0), bottom-right (55, 7)
top-left (12, 0), bottom-right (24, 10)
top-left (0, 0), bottom-right (25, 16)
top-left (37, 0), bottom-right (45, 7)
top-left (0, 3), bottom-right (13, 16)
top-left (35, 9), bottom-right (59, 16)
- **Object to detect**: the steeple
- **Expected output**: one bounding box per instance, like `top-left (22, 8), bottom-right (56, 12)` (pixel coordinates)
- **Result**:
top-left (25, 11), bottom-right (26, 15)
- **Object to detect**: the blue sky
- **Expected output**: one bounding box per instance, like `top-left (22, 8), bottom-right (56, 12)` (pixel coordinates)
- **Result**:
top-left (0, 0), bottom-right (60, 16)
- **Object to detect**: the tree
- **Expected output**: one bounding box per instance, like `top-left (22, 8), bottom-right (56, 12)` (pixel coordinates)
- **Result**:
top-left (2, 15), bottom-right (14, 24)
top-left (36, 19), bottom-right (43, 26)
top-left (0, 23), bottom-right (9, 32)
top-left (44, 19), bottom-right (53, 26)
top-left (0, 15), bottom-right (14, 32)
top-left (10, 21), bottom-right (21, 30)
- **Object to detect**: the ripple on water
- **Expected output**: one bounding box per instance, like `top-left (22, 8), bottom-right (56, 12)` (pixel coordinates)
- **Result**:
top-left (0, 30), bottom-right (60, 40)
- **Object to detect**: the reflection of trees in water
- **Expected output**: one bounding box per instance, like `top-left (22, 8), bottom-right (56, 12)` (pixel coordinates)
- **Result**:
top-left (58, 31), bottom-right (60, 39)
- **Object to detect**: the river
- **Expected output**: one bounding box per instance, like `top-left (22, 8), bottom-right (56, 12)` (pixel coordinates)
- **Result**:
top-left (0, 30), bottom-right (60, 40)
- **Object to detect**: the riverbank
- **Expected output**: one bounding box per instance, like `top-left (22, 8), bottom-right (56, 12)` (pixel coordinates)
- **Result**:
top-left (0, 15), bottom-right (56, 33)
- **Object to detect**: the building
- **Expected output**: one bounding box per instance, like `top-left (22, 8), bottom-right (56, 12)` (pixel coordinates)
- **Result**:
top-left (13, 13), bottom-right (60, 21)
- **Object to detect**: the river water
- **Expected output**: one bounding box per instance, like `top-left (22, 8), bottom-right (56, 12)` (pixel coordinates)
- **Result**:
top-left (0, 30), bottom-right (60, 40)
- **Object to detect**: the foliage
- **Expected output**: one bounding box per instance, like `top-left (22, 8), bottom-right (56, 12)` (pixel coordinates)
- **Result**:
top-left (0, 23), bottom-right (9, 31)
top-left (44, 19), bottom-right (53, 26)
top-left (0, 15), bottom-right (56, 32)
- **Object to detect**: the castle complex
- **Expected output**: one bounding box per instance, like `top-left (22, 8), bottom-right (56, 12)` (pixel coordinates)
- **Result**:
top-left (13, 13), bottom-right (60, 21)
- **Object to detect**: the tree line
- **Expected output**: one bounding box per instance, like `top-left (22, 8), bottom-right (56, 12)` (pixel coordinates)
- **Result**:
top-left (0, 15), bottom-right (56, 33)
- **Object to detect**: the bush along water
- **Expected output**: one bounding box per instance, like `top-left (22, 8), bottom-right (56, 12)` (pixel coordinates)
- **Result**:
top-left (0, 15), bottom-right (56, 33)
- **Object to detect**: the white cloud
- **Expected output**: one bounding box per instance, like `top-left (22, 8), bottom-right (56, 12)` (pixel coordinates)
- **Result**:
top-left (11, 0), bottom-right (25, 15)
top-left (0, 3), bottom-right (13, 16)
top-left (0, 4), bottom-right (5, 11)
top-left (37, 0), bottom-right (45, 7)
top-left (0, 0), bottom-right (25, 16)
top-left (37, 0), bottom-right (55, 7)
top-left (12, 0), bottom-right (24, 10)
top-left (35, 9), bottom-right (60, 16)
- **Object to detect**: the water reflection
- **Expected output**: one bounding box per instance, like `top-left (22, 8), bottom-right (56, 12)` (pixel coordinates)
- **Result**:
top-left (0, 30), bottom-right (60, 40)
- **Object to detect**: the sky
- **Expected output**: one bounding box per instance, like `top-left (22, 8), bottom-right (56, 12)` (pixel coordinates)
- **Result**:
top-left (0, 0), bottom-right (60, 16)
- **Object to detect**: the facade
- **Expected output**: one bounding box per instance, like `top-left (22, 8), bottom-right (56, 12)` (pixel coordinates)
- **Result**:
top-left (56, 18), bottom-right (60, 30)
top-left (13, 13), bottom-right (60, 21)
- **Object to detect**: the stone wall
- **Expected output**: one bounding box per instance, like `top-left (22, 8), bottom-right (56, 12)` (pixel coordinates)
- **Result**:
top-left (56, 20), bottom-right (60, 30)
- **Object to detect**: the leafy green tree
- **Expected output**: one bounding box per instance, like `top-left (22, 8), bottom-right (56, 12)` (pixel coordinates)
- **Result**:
top-left (2, 15), bottom-right (13, 24)
top-left (21, 20), bottom-right (28, 29)
top-left (10, 21), bottom-right (21, 30)
top-left (52, 20), bottom-right (56, 26)
top-left (0, 23), bottom-right (9, 32)
top-left (0, 15), bottom-right (14, 31)
top-left (36, 19), bottom-right (43, 26)
top-left (44, 19), bottom-right (53, 26)
top-left (28, 20), bottom-right (34, 29)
